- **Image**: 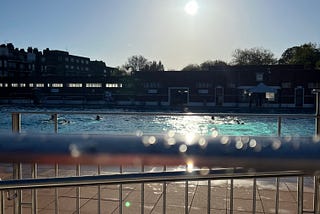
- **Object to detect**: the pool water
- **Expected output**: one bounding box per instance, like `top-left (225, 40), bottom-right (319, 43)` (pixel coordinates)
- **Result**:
top-left (0, 106), bottom-right (315, 137)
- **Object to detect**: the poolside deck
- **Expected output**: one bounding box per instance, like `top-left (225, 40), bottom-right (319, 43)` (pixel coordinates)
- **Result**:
top-left (0, 164), bottom-right (315, 214)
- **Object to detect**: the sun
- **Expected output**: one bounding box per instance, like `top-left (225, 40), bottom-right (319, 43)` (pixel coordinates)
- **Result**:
top-left (184, 1), bottom-right (199, 16)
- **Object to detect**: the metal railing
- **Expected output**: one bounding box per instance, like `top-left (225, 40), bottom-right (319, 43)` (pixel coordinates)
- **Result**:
top-left (0, 90), bottom-right (319, 214)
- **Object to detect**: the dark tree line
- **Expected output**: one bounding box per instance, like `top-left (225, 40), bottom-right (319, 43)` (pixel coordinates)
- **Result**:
top-left (278, 43), bottom-right (320, 69)
top-left (231, 47), bottom-right (277, 65)
top-left (117, 42), bottom-right (320, 75)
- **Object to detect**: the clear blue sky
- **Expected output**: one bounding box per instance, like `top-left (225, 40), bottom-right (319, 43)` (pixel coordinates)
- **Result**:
top-left (1, 0), bottom-right (319, 70)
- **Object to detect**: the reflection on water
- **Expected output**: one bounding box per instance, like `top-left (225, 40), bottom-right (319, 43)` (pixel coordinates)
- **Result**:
top-left (0, 106), bottom-right (315, 136)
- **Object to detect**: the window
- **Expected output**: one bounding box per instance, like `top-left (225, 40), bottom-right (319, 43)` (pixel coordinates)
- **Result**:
top-left (9, 62), bottom-right (16, 68)
top-left (198, 89), bottom-right (208, 94)
top-left (36, 83), bottom-right (44, 88)
top-left (29, 83), bottom-right (34, 87)
top-left (106, 83), bottom-right (119, 88)
top-left (266, 92), bottom-right (275, 101)
top-left (65, 65), bottom-right (69, 69)
top-left (144, 82), bottom-right (160, 88)
top-left (148, 89), bottom-right (158, 94)
top-left (0, 83), bottom-right (7, 87)
top-left (227, 83), bottom-right (236, 88)
top-left (86, 83), bottom-right (101, 88)
top-left (196, 82), bottom-right (212, 88)
top-left (20, 83), bottom-right (26, 87)
top-left (282, 82), bottom-right (291, 88)
top-left (308, 82), bottom-right (320, 89)
top-left (65, 57), bottom-right (69, 62)
top-left (68, 83), bottom-right (82, 88)
top-left (106, 83), bottom-right (123, 88)
top-left (11, 83), bottom-right (18, 87)
top-left (256, 73), bottom-right (263, 81)
top-left (52, 83), bottom-right (63, 88)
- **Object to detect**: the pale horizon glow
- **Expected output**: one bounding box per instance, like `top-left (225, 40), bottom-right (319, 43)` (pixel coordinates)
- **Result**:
top-left (0, 0), bottom-right (319, 70)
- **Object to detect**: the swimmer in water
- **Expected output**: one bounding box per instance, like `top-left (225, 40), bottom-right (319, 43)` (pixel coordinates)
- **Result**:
top-left (49, 114), bottom-right (55, 120)
top-left (235, 119), bottom-right (244, 125)
top-left (95, 115), bottom-right (101, 121)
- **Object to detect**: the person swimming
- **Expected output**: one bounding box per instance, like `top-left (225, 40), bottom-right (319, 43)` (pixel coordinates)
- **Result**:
top-left (59, 119), bottom-right (70, 124)
top-left (235, 119), bottom-right (244, 125)
top-left (49, 114), bottom-right (55, 120)
top-left (95, 115), bottom-right (101, 121)
top-left (49, 114), bottom-right (70, 124)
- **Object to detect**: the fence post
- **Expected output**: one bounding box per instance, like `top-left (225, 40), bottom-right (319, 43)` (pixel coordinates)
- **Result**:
top-left (12, 113), bottom-right (21, 214)
top-left (12, 113), bottom-right (21, 133)
top-left (313, 89), bottom-right (320, 214)
top-left (315, 89), bottom-right (320, 136)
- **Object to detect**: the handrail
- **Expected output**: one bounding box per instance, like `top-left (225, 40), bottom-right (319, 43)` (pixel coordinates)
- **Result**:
top-left (0, 168), bottom-right (304, 191)
top-left (0, 133), bottom-right (320, 173)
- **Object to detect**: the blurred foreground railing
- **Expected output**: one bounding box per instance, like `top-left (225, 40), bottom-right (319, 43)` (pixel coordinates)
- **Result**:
top-left (1, 133), bottom-right (320, 214)
top-left (1, 134), bottom-right (320, 172)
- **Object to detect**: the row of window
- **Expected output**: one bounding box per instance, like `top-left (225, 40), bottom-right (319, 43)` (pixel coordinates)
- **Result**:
top-left (0, 61), bottom-right (35, 70)
top-left (145, 88), bottom-right (276, 101)
top-left (0, 83), bottom-right (123, 88)
top-left (64, 57), bottom-right (89, 64)
top-left (65, 65), bottom-right (89, 71)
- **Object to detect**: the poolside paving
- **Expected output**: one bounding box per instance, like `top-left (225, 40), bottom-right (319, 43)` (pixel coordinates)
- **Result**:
top-left (0, 164), bottom-right (316, 214)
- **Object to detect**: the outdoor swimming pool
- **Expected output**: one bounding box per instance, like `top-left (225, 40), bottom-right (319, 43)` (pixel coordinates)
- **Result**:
top-left (0, 106), bottom-right (315, 136)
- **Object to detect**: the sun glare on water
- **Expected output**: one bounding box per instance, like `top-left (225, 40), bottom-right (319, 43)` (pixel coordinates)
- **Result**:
top-left (184, 0), bottom-right (199, 16)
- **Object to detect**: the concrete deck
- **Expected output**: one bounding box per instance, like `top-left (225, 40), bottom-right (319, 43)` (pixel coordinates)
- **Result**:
top-left (0, 164), bottom-right (315, 214)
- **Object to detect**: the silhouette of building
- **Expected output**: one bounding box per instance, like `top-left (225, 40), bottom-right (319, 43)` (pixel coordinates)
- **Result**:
top-left (0, 43), bottom-right (120, 104)
top-left (131, 65), bottom-right (320, 109)
top-left (1, 43), bottom-right (319, 109)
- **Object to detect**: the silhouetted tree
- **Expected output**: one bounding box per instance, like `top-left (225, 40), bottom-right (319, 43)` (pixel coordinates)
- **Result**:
top-left (200, 60), bottom-right (228, 70)
top-left (125, 55), bottom-right (148, 72)
top-left (232, 47), bottom-right (277, 65)
top-left (181, 64), bottom-right (201, 71)
top-left (278, 46), bottom-right (299, 64)
top-left (279, 43), bottom-right (320, 69)
top-left (143, 60), bottom-right (164, 72)
top-left (112, 66), bottom-right (129, 76)
top-left (124, 56), bottom-right (166, 72)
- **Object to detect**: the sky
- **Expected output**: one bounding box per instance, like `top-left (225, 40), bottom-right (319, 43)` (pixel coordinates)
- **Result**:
top-left (1, 0), bottom-right (319, 70)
